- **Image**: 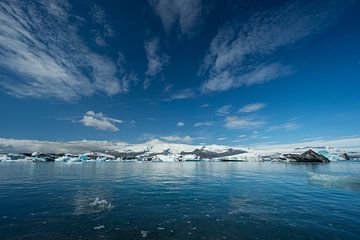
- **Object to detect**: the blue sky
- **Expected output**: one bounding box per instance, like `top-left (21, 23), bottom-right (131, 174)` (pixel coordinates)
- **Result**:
top-left (0, 0), bottom-right (359, 146)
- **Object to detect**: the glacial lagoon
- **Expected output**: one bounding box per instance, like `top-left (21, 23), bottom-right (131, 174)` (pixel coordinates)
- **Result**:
top-left (0, 161), bottom-right (359, 240)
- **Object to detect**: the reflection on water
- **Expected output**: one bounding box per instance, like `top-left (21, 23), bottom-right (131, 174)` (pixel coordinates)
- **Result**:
top-left (308, 172), bottom-right (360, 192)
top-left (0, 161), bottom-right (360, 240)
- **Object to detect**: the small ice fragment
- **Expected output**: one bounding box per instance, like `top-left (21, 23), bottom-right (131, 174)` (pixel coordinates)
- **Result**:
top-left (94, 225), bottom-right (105, 230)
top-left (89, 197), bottom-right (113, 212)
top-left (140, 230), bottom-right (148, 238)
top-left (157, 227), bottom-right (165, 230)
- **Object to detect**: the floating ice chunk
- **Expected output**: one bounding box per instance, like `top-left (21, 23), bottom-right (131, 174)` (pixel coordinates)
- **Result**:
top-left (89, 197), bottom-right (113, 212)
top-left (0, 154), bottom-right (10, 161)
top-left (78, 155), bottom-right (89, 161)
top-left (94, 225), bottom-right (105, 230)
top-left (31, 157), bottom-right (46, 162)
top-left (31, 152), bottom-right (41, 157)
top-left (55, 156), bottom-right (68, 162)
top-left (140, 230), bottom-right (148, 238)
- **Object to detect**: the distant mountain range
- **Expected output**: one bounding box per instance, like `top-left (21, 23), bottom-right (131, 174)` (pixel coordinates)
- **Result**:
top-left (1, 138), bottom-right (359, 162)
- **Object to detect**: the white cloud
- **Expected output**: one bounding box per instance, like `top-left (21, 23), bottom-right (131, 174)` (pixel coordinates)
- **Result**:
top-left (0, 0), bottom-right (131, 101)
top-left (80, 111), bottom-right (122, 132)
top-left (144, 37), bottom-right (169, 89)
top-left (266, 122), bottom-right (301, 132)
top-left (200, 104), bottom-right (209, 108)
top-left (201, 63), bottom-right (292, 93)
top-left (217, 137), bottom-right (227, 141)
top-left (194, 121), bottom-right (213, 127)
top-left (253, 136), bottom-right (360, 154)
top-left (240, 103), bottom-right (266, 113)
top-left (225, 116), bottom-right (265, 129)
top-left (148, 0), bottom-right (203, 36)
top-left (176, 121), bottom-right (185, 127)
top-left (169, 88), bottom-right (196, 100)
top-left (216, 105), bottom-right (231, 116)
top-left (199, 1), bottom-right (353, 93)
top-left (160, 135), bottom-right (194, 143)
top-left (90, 4), bottom-right (115, 46)
top-left (0, 138), bottom-right (128, 154)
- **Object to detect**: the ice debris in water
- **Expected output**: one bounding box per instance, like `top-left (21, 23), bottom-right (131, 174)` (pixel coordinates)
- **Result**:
top-left (140, 230), bottom-right (148, 238)
top-left (89, 197), bottom-right (113, 212)
top-left (94, 225), bottom-right (105, 230)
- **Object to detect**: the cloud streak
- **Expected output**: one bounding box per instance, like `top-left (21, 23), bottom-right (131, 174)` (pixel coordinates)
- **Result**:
top-left (80, 111), bottom-right (122, 132)
top-left (266, 122), bottom-right (301, 132)
top-left (200, 0), bottom-right (354, 93)
top-left (144, 37), bottom-right (169, 89)
top-left (169, 88), bottom-right (196, 100)
top-left (216, 105), bottom-right (231, 116)
top-left (0, 0), bottom-right (133, 101)
top-left (160, 135), bottom-right (194, 143)
top-left (148, 0), bottom-right (203, 36)
top-left (225, 116), bottom-right (265, 129)
top-left (240, 103), bottom-right (266, 113)
top-left (194, 121), bottom-right (214, 127)
top-left (176, 121), bottom-right (185, 127)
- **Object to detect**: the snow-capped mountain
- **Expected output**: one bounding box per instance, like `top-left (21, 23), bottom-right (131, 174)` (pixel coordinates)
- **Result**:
top-left (0, 138), bottom-right (357, 163)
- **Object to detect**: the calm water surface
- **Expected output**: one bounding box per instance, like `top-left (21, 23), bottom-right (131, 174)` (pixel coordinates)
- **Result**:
top-left (0, 161), bottom-right (360, 240)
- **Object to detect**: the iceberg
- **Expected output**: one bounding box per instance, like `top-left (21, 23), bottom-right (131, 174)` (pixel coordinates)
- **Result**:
top-left (213, 152), bottom-right (263, 161)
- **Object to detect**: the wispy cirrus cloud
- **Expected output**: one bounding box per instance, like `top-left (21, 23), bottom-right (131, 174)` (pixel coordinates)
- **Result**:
top-left (176, 121), bottom-right (185, 127)
top-left (144, 37), bottom-right (169, 89)
top-left (169, 88), bottom-right (196, 100)
top-left (90, 4), bottom-right (115, 46)
top-left (160, 135), bottom-right (194, 143)
top-left (194, 121), bottom-right (214, 127)
top-left (216, 105), bottom-right (231, 116)
top-left (224, 116), bottom-right (265, 129)
top-left (266, 121), bottom-right (301, 132)
top-left (148, 0), bottom-right (203, 37)
top-left (200, 0), bottom-right (354, 93)
top-left (80, 111), bottom-right (122, 132)
top-left (239, 103), bottom-right (266, 113)
top-left (0, 0), bottom-right (132, 101)
top-left (0, 138), bottom-right (128, 154)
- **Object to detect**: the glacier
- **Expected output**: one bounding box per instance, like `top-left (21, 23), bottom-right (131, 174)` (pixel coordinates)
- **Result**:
top-left (0, 139), bottom-right (358, 163)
